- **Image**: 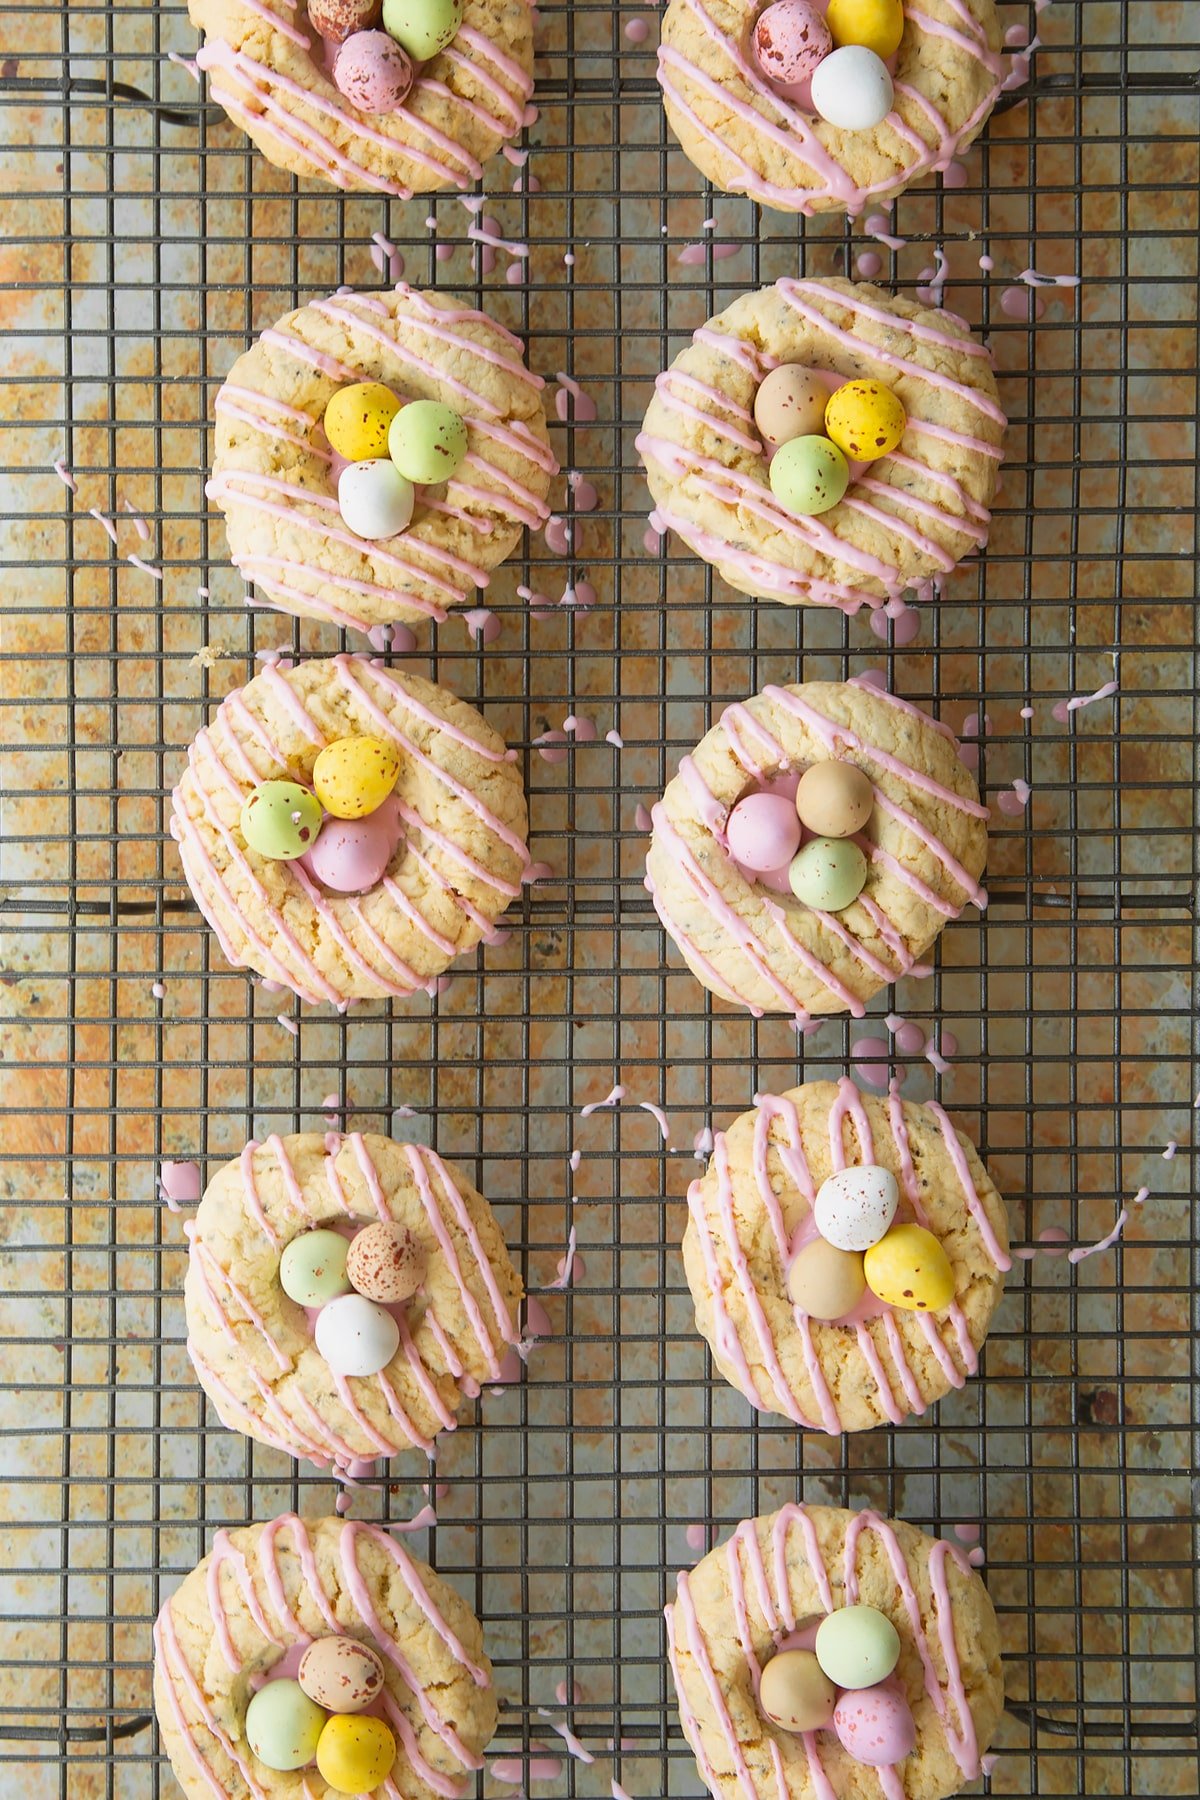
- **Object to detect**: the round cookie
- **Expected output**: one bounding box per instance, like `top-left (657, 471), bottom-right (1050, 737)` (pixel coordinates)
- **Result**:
top-left (154, 1513), bottom-right (498, 1800)
top-left (658, 0), bottom-right (1009, 215)
top-left (170, 653), bottom-right (530, 1006)
top-left (645, 677), bottom-right (988, 1023)
top-left (185, 1131), bottom-right (524, 1474)
top-left (637, 278), bottom-right (1005, 618)
top-left (190, 0), bottom-right (534, 195)
top-left (667, 1503), bottom-right (1004, 1800)
top-left (683, 1079), bottom-right (1010, 1433)
top-left (210, 284), bottom-right (556, 636)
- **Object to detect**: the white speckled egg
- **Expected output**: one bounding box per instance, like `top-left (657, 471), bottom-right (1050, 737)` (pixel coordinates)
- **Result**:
top-left (298, 1636), bottom-right (386, 1714)
top-left (814, 1164), bottom-right (899, 1252)
top-left (338, 458), bottom-right (415, 540)
top-left (810, 44), bottom-right (894, 130)
top-left (314, 1292), bottom-right (400, 1376)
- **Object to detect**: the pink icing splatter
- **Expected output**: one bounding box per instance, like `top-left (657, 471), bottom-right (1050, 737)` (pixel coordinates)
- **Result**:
top-left (625, 16), bottom-right (649, 41)
top-left (855, 251), bottom-right (882, 279)
top-left (464, 607), bottom-right (502, 645)
top-left (555, 373), bottom-right (598, 423)
top-left (545, 515), bottom-right (572, 555)
top-left (159, 1160), bottom-right (202, 1210)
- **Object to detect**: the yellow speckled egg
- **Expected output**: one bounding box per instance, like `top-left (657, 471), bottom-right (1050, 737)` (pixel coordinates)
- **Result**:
top-left (826, 0), bottom-right (905, 58)
top-left (863, 1223), bottom-right (955, 1312)
top-left (824, 380), bottom-right (906, 463)
top-left (316, 1713), bottom-right (397, 1795)
top-left (324, 382), bottom-right (402, 462)
top-left (313, 735), bottom-right (401, 820)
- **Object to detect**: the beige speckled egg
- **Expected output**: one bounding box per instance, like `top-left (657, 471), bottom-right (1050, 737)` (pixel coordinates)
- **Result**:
top-left (787, 1236), bottom-right (866, 1321)
top-left (754, 365), bottom-right (829, 452)
top-left (795, 761), bottom-right (874, 838)
top-left (298, 1635), bottom-right (385, 1714)
top-left (346, 1220), bottom-right (425, 1304)
top-left (759, 1649), bottom-right (837, 1733)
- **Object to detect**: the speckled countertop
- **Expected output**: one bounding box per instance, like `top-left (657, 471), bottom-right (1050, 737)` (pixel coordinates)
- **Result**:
top-left (0, 1), bottom-right (1197, 1796)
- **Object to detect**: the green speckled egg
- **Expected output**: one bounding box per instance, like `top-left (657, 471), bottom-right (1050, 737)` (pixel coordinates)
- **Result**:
top-left (381, 0), bottom-right (463, 59)
top-left (814, 1605), bottom-right (901, 1691)
top-left (769, 434), bottom-right (849, 516)
top-left (387, 399), bottom-right (468, 484)
top-left (279, 1229), bottom-right (353, 1307)
top-left (787, 836), bottom-right (868, 911)
top-left (240, 781), bottom-right (324, 861)
top-left (245, 1679), bottom-right (327, 1772)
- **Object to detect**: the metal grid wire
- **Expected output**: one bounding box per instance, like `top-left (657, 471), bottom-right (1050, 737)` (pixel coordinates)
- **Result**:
top-left (1, 0), bottom-right (1199, 1796)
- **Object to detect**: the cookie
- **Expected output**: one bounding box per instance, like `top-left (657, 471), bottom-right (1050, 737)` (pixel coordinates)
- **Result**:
top-left (170, 653), bottom-right (530, 1006)
top-left (190, 0), bottom-right (534, 194)
top-left (637, 278), bottom-right (1004, 618)
top-left (683, 1080), bottom-right (1010, 1433)
top-left (210, 285), bottom-right (556, 636)
top-left (645, 677), bottom-right (988, 1023)
top-left (658, 0), bottom-right (1007, 215)
top-left (185, 1131), bottom-right (524, 1474)
top-left (667, 1503), bottom-right (1004, 1800)
top-left (154, 1513), bottom-right (498, 1800)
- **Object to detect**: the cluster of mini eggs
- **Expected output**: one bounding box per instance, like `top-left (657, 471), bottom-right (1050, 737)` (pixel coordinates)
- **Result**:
top-left (310, 0), bottom-right (462, 117)
top-left (240, 734), bottom-right (404, 896)
top-left (758, 1604), bottom-right (916, 1768)
top-left (755, 363), bottom-right (907, 518)
top-left (245, 1633), bottom-right (398, 1792)
top-left (751, 0), bottom-right (903, 130)
top-left (788, 1163), bottom-right (956, 1322)
top-left (281, 1215), bottom-right (426, 1376)
top-left (324, 380), bottom-right (468, 543)
top-left (725, 758), bottom-right (875, 913)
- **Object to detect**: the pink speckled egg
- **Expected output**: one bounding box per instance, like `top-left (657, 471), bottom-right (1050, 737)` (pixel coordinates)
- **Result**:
top-left (332, 29), bottom-right (414, 112)
top-left (305, 811), bottom-right (396, 894)
top-left (346, 1221), bottom-right (425, 1304)
top-left (726, 792), bottom-right (802, 875)
top-left (833, 1678), bottom-right (917, 1767)
top-left (753, 0), bottom-right (832, 87)
top-left (298, 1635), bottom-right (386, 1714)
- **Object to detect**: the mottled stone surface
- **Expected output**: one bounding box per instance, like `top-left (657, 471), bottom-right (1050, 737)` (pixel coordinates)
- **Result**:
top-left (0, 0), bottom-right (1197, 1796)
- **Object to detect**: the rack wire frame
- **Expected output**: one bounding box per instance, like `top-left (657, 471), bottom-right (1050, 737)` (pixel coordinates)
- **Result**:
top-left (1, 1), bottom-right (1199, 1797)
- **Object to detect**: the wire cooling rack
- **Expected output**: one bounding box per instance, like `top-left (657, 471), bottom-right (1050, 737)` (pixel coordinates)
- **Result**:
top-left (1, 1), bottom-right (1199, 1796)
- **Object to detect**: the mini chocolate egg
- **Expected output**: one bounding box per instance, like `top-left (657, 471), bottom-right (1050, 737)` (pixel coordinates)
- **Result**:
top-left (726, 791), bottom-right (803, 874)
top-left (758, 1648), bottom-right (837, 1734)
top-left (240, 781), bottom-right (324, 862)
top-left (245, 1678), bottom-right (327, 1771)
top-left (316, 1712), bottom-right (397, 1795)
top-left (279, 1229), bottom-right (353, 1308)
top-left (787, 836), bottom-right (868, 911)
top-left (387, 399), bottom-right (468, 483)
top-left (768, 434), bottom-right (849, 517)
top-left (810, 44), bottom-right (894, 129)
top-left (814, 1604), bottom-right (901, 1691)
top-left (314, 1292), bottom-right (400, 1377)
top-left (795, 760), bottom-right (874, 838)
top-left (786, 1236), bottom-right (866, 1321)
top-left (298, 1636), bottom-right (386, 1714)
top-left (338, 458), bottom-right (415, 540)
top-left (346, 1220), bottom-right (425, 1304)
top-left (324, 382), bottom-right (402, 462)
top-left (825, 379), bottom-right (906, 462)
top-left (309, 0), bottom-right (382, 44)
top-left (306, 812), bottom-right (397, 894)
top-left (381, 0), bottom-right (463, 60)
top-left (752, 0), bottom-right (832, 88)
top-left (754, 365), bottom-right (829, 452)
top-left (814, 1163), bottom-right (899, 1252)
top-left (864, 1223), bottom-right (955, 1312)
top-left (826, 0), bottom-right (904, 57)
top-left (313, 735), bottom-right (402, 820)
top-left (333, 28), bottom-right (415, 110)
top-left (833, 1678), bottom-right (917, 1766)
